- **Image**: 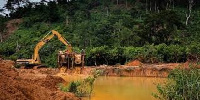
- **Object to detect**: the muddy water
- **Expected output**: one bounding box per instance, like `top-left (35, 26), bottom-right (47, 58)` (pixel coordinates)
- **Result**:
top-left (59, 74), bottom-right (165, 100)
top-left (84, 77), bottom-right (165, 100)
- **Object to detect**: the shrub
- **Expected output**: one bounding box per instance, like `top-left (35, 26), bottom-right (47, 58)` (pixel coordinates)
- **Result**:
top-left (68, 81), bottom-right (81, 93)
top-left (186, 42), bottom-right (200, 61)
top-left (122, 46), bottom-right (145, 62)
top-left (161, 45), bottom-right (187, 63)
top-left (85, 44), bottom-right (190, 65)
top-left (153, 66), bottom-right (200, 100)
top-left (59, 70), bottom-right (101, 97)
top-left (76, 76), bottom-right (95, 97)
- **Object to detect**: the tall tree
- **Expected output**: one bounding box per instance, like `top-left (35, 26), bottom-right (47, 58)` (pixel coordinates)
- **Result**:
top-left (5, 0), bottom-right (29, 12)
top-left (186, 0), bottom-right (194, 26)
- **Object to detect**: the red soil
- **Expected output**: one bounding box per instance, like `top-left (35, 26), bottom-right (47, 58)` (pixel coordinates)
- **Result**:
top-left (125, 60), bottom-right (143, 66)
top-left (0, 60), bottom-right (80, 100)
top-left (1, 58), bottom-right (198, 100)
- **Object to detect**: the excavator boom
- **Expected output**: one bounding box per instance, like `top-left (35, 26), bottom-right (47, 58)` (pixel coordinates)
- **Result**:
top-left (16, 30), bottom-right (72, 65)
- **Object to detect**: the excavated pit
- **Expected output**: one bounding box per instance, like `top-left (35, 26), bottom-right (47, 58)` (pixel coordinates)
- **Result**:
top-left (0, 59), bottom-right (197, 100)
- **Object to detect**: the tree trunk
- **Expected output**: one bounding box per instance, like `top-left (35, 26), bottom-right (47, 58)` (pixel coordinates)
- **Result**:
top-left (146, 0), bottom-right (148, 13)
top-left (166, 2), bottom-right (168, 10)
top-left (169, 0), bottom-right (171, 8)
top-left (185, 12), bottom-right (191, 26)
top-left (155, 1), bottom-right (156, 12)
top-left (126, 0), bottom-right (128, 9)
top-left (150, 1), bottom-right (151, 11)
top-left (65, 16), bottom-right (69, 26)
top-left (186, 0), bottom-right (194, 26)
top-left (0, 33), bottom-right (2, 42)
top-left (106, 7), bottom-right (109, 16)
top-left (16, 41), bottom-right (20, 52)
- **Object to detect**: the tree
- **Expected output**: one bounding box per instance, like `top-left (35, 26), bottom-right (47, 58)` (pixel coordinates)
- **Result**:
top-left (5, 0), bottom-right (30, 11)
top-left (186, 0), bottom-right (194, 26)
top-left (141, 10), bottom-right (184, 45)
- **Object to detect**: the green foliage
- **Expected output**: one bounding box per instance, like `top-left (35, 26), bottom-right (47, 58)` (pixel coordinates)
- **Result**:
top-left (85, 44), bottom-right (187, 65)
top-left (75, 76), bottom-right (95, 97)
top-left (1, 0), bottom-right (200, 66)
top-left (154, 67), bottom-right (200, 100)
top-left (186, 42), bottom-right (200, 61)
top-left (141, 10), bottom-right (184, 45)
top-left (68, 81), bottom-right (81, 93)
top-left (59, 70), bottom-right (101, 97)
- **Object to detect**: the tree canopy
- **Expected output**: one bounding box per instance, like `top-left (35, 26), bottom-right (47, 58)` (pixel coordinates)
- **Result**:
top-left (0, 0), bottom-right (200, 66)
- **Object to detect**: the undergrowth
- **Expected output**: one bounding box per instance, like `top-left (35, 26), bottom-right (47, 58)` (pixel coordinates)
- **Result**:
top-left (153, 65), bottom-right (200, 100)
top-left (59, 70), bottom-right (102, 97)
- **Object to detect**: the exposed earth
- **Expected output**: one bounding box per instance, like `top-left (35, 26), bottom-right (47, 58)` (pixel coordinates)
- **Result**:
top-left (0, 59), bottom-right (80, 100)
top-left (0, 59), bottom-right (198, 100)
top-left (1, 19), bottom-right (22, 42)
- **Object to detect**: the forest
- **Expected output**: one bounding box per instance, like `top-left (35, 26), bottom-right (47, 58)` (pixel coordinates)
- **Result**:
top-left (0, 0), bottom-right (200, 67)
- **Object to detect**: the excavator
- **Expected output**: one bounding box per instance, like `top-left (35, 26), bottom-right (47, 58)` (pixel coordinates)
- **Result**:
top-left (16, 30), bottom-right (85, 71)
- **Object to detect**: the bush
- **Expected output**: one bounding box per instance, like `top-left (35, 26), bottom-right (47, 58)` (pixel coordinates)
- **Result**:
top-left (84, 44), bottom-right (194, 65)
top-left (161, 45), bottom-right (187, 63)
top-left (122, 46), bottom-right (144, 62)
top-left (76, 76), bottom-right (95, 97)
top-left (68, 81), bottom-right (81, 93)
top-left (59, 70), bottom-right (101, 97)
top-left (153, 66), bottom-right (200, 100)
top-left (139, 45), bottom-right (163, 63)
top-left (186, 42), bottom-right (200, 61)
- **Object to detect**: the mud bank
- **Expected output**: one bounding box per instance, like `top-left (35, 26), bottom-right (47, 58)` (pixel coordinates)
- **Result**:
top-left (80, 63), bottom-right (180, 77)
top-left (0, 60), bottom-right (80, 100)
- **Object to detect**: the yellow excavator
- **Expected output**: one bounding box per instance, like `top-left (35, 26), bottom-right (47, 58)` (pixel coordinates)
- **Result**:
top-left (16, 30), bottom-right (85, 70)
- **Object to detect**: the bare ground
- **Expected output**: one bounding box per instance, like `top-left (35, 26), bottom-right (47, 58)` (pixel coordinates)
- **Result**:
top-left (0, 59), bottom-right (198, 100)
top-left (0, 59), bottom-right (80, 100)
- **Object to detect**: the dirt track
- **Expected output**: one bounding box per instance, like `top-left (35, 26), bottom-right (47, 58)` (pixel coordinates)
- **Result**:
top-left (0, 60), bottom-right (80, 100)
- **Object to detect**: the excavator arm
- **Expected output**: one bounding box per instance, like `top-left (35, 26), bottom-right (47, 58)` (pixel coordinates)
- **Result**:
top-left (32, 30), bottom-right (72, 64)
top-left (32, 33), bottom-right (54, 64)
top-left (17, 30), bottom-right (72, 65)
top-left (51, 30), bottom-right (72, 52)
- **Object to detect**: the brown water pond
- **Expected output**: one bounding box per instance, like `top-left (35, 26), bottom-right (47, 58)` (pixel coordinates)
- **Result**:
top-left (59, 74), bottom-right (165, 100)
top-left (84, 77), bottom-right (165, 100)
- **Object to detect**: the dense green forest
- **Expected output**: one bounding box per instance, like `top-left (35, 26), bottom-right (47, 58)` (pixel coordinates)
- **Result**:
top-left (0, 0), bottom-right (200, 67)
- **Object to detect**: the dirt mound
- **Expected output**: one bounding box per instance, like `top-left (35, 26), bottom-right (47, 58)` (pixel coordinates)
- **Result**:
top-left (0, 60), bottom-right (17, 77)
top-left (41, 75), bottom-right (65, 91)
top-left (126, 60), bottom-right (143, 66)
top-left (0, 60), bottom-right (79, 100)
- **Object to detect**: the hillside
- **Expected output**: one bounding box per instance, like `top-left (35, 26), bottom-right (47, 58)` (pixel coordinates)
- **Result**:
top-left (0, 0), bottom-right (200, 67)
